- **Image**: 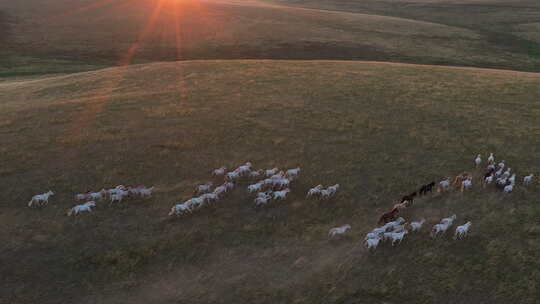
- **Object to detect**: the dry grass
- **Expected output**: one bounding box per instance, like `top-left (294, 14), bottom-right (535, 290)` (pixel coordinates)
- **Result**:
top-left (1, 60), bottom-right (539, 304)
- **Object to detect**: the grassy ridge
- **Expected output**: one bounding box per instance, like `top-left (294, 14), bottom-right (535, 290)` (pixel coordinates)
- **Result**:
top-left (1, 60), bottom-right (539, 303)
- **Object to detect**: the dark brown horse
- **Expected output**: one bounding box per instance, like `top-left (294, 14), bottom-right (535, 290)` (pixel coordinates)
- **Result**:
top-left (483, 168), bottom-right (495, 180)
top-left (400, 192), bottom-right (417, 206)
top-left (419, 182), bottom-right (435, 196)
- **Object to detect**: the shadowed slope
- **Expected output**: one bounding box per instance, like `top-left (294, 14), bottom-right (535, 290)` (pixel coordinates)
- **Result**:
top-left (257, 0), bottom-right (540, 70)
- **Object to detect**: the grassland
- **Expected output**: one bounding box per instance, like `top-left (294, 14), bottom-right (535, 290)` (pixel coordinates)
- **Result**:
top-left (2, 0), bottom-right (540, 303)
top-left (2, 0), bottom-right (540, 77)
top-left (259, 0), bottom-right (540, 65)
top-left (1, 60), bottom-right (540, 304)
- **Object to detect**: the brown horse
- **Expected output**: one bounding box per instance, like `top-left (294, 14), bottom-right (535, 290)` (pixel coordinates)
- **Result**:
top-left (453, 172), bottom-right (472, 189)
top-left (378, 207), bottom-right (399, 225)
top-left (400, 192), bottom-right (417, 206)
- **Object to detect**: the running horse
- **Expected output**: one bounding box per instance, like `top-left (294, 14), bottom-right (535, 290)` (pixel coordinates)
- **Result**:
top-left (453, 172), bottom-right (472, 189)
top-left (378, 207), bottom-right (399, 225)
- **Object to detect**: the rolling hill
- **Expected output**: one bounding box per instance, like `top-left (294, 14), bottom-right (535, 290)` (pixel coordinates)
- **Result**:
top-left (2, 0), bottom-right (540, 77)
top-left (1, 60), bottom-right (539, 304)
top-left (2, 0), bottom-right (540, 303)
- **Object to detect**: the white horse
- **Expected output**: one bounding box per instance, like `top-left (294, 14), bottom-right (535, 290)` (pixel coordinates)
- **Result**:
top-left (273, 189), bottom-right (290, 200)
top-left (431, 222), bottom-right (451, 238)
top-left (68, 201), bottom-right (96, 216)
top-left (328, 224), bottom-right (351, 239)
top-left (75, 193), bottom-right (90, 201)
top-left (247, 182), bottom-right (264, 193)
top-left (196, 183), bottom-right (213, 194)
top-left (212, 167), bottom-right (226, 177)
top-left (365, 236), bottom-right (382, 251)
top-left (454, 221), bottom-right (472, 239)
top-left (388, 230), bottom-right (408, 246)
top-left (474, 154), bottom-right (481, 167)
top-left (255, 195), bottom-right (272, 206)
top-left (523, 174), bottom-right (534, 185)
top-left (110, 190), bottom-right (128, 204)
top-left (409, 219), bottom-right (425, 232)
top-left (28, 191), bottom-right (54, 207)
top-left (285, 167), bottom-right (300, 180)
top-left (306, 185), bottom-right (323, 198)
top-left (139, 186), bottom-right (155, 198)
top-left (327, 184), bottom-right (340, 196)
top-left (169, 203), bottom-right (192, 216)
top-left (89, 189), bottom-right (107, 200)
top-left (265, 168), bottom-right (279, 177)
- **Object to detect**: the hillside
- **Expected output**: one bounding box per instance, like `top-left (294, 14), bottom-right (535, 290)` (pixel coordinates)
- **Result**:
top-left (1, 60), bottom-right (539, 304)
top-left (2, 0), bottom-right (540, 77)
top-left (260, 0), bottom-right (540, 60)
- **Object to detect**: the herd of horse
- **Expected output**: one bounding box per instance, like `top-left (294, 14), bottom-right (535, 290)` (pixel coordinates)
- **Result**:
top-left (377, 173), bottom-right (472, 225)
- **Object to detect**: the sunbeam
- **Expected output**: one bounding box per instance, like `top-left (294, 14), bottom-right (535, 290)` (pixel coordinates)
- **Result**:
top-left (172, 0), bottom-right (190, 102)
top-left (65, 0), bottom-right (168, 151)
top-left (120, 0), bottom-right (167, 66)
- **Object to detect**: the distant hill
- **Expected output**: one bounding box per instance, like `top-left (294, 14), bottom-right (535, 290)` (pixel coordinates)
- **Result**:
top-left (2, 0), bottom-right (540, 76)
